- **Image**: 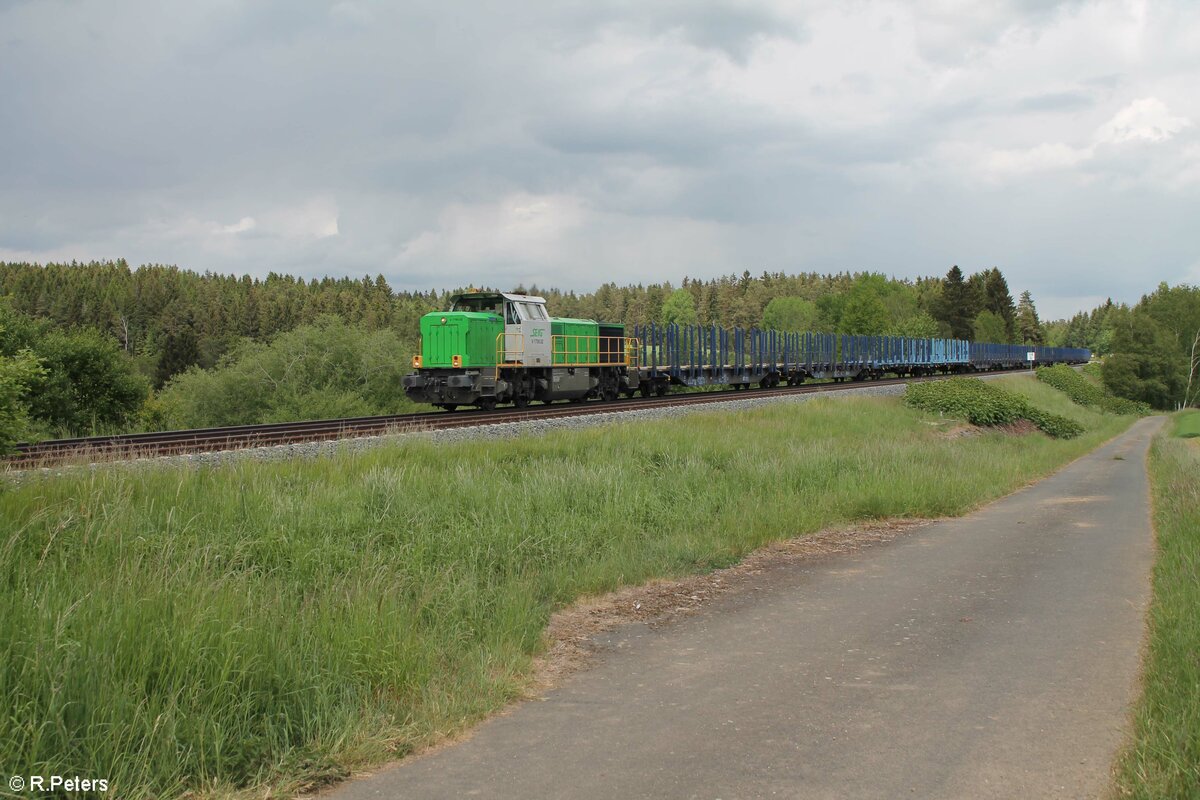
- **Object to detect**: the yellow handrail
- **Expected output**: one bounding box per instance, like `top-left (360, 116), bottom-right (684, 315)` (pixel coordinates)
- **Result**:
top-left (496, 332), bottom-right (524, 379)
top-left (626, 337), bottom-right (641, 369)
top-left (551, 335), bottom-right (641, 368)
top-left (494, 333), bottom-right (641, 377)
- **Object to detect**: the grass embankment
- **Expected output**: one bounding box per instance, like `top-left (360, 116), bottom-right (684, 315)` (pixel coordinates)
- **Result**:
top-left (1, 377), bottom-right (1134, 799)
top-left (1116, 411), bottom-right (1200, 798)
top-left (1172, 410), bottom-right (1200, 438)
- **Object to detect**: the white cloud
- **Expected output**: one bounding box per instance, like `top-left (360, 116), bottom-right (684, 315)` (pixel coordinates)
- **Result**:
top-left (397, 193), bottom-right (585, 269)
top-left (942, 96), bottom-right (1194, 185)
top-left (259, 198), bottom-right (340, 240)
top-left (217, 216), bottom-right (257, 235)
top-left (1096, 96), bottom-right (1190, 143)
top-left (980, 142), bottom-right (1094, 176)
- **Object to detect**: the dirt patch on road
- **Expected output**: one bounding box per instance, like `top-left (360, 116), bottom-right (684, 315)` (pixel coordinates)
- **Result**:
top-left (529, 518), bottom-right (933, 695)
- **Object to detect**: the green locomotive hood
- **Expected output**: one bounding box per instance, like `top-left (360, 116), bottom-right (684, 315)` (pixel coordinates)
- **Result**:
top-left (419, 311), bottom-right (503, 368)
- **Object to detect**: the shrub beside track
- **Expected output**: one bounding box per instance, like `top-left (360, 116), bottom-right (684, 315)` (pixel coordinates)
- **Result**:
top-left (1035, 364), bottom-right (1151, 416)
top-left (903, 377), bottom-right (1083, 438)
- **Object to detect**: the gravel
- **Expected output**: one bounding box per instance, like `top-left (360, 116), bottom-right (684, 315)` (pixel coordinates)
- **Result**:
top-left (5, 372), bottom-right (1032, 482)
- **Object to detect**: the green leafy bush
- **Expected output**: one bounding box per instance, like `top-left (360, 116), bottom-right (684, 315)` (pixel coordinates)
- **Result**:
top-left (157, 317), bottom-right (422, 428)
top-left (1036, 364), bottom-right (1150, 416)
top-left (904, 377), bottom-right (1083, 438)
top-left (0, 346), bottom-right (46, 451)
top-left (1, 307), bottom-right (149, 438)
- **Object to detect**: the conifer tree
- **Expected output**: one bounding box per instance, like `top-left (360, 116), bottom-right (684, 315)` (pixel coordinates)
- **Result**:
top-left (983, 268), bottom-right (1017, 340)
top-left (1016, 290), bottom-right (1043, 344)
top-left (936, 266), bottom-right (974, 339)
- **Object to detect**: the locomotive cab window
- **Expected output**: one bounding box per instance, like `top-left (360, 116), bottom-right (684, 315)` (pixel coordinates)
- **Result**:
top-left (450, 297), bottom-right (502, 314)
top-left (521, 302), bottom-right (547, 321)
top-left (505, 302), bottom-right (522, 325)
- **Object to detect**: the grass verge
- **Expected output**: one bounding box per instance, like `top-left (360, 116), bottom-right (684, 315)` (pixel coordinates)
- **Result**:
top-left (1, 377), bottom-right (1135, 799)
top-left (1172, 409), bottom-right (1200, 438)
top-left (1115, 412), bottom-right (1200, 797)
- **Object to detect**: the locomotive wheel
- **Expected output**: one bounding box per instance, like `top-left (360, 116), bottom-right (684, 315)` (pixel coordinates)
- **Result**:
top-left (440, 404), bottom-right (458, 412)
top-left (513, 394), bottom-right (529, 408)
top-left (477, 398), bottom-right (496, 412)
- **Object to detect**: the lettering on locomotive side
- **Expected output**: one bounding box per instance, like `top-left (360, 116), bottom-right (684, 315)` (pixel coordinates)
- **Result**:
top-left (531, 328), bottom-right (545, 339)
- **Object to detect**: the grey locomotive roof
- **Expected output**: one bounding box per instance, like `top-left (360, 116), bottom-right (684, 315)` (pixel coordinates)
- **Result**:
top-left (450, 290), bottom-right (547, 304)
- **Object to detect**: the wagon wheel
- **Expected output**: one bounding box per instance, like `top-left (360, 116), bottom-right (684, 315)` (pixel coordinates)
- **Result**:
top-left (654, 382), bottom-right (668, 397)
top-left (513, 394), bottom-right (529, 408)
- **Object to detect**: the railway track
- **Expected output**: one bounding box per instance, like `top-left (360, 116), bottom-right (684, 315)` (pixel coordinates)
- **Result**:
top-left (7, 370), bottom-right (1030, 467)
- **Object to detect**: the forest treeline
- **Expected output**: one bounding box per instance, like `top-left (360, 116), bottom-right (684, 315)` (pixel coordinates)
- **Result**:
top-left (0, 259), bottom-right (1196, 445)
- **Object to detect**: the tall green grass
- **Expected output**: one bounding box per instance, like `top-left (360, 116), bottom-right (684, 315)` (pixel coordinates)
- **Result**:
top-left (1, 380), bottom-right (1134, 798)
top-left (1116, 413), bottom-right (1200, 798)
top-left (1173, 409), bottom-right (1200, 438)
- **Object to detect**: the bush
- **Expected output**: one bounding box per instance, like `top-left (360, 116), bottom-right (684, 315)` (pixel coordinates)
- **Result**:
top-left (1, 307), bottom-right (149, 438)
top-left (1036, 364), bottom-right (1150, 416)
top-left (157, 317), bottom-right (421, 428)
top-left (904, 377), bottom-right (1083, 438)
top-left (0, 347), bottom-right (45, 451)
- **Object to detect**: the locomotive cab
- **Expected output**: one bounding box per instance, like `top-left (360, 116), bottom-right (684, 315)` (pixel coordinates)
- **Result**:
top-left (448, 291), bottom-right (551, 367)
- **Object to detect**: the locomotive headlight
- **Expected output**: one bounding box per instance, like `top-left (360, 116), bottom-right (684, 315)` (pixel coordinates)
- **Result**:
top-left (441, 317), bottom-right (447, 324)
top-left (412, 355), bottom-right (422, 368)
top-left (452, 354), bottom-right (462, 367)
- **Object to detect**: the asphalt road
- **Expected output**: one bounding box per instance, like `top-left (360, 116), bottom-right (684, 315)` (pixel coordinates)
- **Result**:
top-left (331, 417), bottom-right (1161, 800)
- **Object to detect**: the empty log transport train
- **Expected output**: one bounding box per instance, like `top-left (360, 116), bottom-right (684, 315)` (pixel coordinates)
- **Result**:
top-left (401, 290), bottom-right (1091, 411)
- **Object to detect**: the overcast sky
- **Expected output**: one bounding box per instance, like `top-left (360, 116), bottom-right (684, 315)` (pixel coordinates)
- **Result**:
top-left (2, 1), bottom-right (1197, 319)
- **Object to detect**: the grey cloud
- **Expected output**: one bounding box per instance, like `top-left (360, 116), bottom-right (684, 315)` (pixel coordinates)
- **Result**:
top-left (0, 0), bottom-right (1197, 320)
top-left (911, 0), bottom-right (1090, 64)
top-left (1080, 73), bottom-right (1122, 88)
top-left (1015, 91), bottom-right (1095, 112)
top-left (639, 3), bottom-right (806, 62)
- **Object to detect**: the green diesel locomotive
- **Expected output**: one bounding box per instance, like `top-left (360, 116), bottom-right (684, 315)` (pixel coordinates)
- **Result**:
top-left (402, 290), bottom-right (640, 410)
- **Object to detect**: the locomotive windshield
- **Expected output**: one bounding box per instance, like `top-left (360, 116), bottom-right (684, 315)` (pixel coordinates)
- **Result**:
top-left (449, 294), bottom-right (548, 321)
top-left (449, 295), bottom-right (504, 314)
top-left (520, 302), bottom-right (547, 320)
